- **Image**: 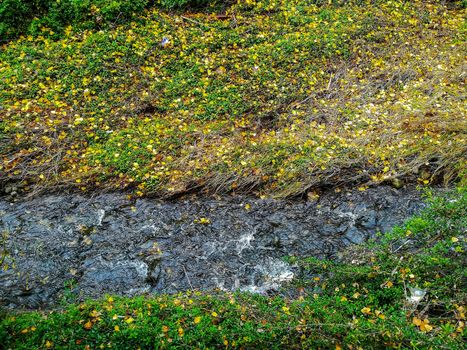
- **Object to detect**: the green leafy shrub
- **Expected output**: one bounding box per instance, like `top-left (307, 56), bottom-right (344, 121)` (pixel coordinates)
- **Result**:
top-left (0, 0), bottom-right (228, 40)
top-left (0, 0), bottom-right (149, 40)
top-left (0, 0), bottom-right (38, 40)
top-left (159, 0), bottom-right (221, 8)
top-left (33, 0), bottom-right (149, 35)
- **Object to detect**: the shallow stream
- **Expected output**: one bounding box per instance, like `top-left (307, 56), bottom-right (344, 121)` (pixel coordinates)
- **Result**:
top-left (0, 186), bottom-right (423, 309)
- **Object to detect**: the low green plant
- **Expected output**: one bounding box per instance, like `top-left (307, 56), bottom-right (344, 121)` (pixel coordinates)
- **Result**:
top-left (0, 0), bottom-right (149, 40)
top-left (0, 0), bottom-right (229, 40)
top-left (159, 0), bottom-right (218, 8)
top-left (0, 0), bottom-right (36, 40)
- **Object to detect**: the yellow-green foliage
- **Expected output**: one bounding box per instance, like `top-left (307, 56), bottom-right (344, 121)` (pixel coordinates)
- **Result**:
top-left (0, 0), bottom-right (465, 197)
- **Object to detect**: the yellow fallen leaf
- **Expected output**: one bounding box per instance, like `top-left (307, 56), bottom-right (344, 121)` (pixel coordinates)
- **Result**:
top-left (422, 323), bottom-right (433, 332)
top-left (194, 316), bottom-right (202, 324)
top-left (83, 320), bottom-right (93, 330)
top-left (413, 317), bottom-right (433, 332)
top-left (375, 310), bottom-right (385, 319)
top-left (196, 217), bottom-right (211, 224)
top-left (361, 307), bottom-right (371, 315)
top-left (125, 317), bottom-right (134, 324)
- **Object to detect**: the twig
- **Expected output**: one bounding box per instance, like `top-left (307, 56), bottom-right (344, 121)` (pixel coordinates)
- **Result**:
top-left (392, 239), bottom-right (411, 253)
top-left (390, 256), bottom-right (404, 276)
top-left (182, 264), bottom-right (194, 290)
top-left (232, 14), bottom-right (238, 29)
top-left (403, 279), bottom-right (409, 311)
top-left (181, 16), bottom-right (212, 29)
top-left (327, 73), bottom-right (333, 90)
top-left (112, 12), bottom-right (122, 26)
top-left (420, 301), bottom-right (431, 318)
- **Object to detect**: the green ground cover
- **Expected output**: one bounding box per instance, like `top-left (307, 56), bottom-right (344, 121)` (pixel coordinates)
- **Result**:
top-left (1, 0), bottom-right (465, 197)
top-left (1, 188), bottom-right (465, 349)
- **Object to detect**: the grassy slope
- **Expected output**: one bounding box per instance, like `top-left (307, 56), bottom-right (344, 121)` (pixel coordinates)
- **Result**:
top-left (1, 189), bottom-right (465, 349)
top-left (0, 0), bottom-right (465, 197)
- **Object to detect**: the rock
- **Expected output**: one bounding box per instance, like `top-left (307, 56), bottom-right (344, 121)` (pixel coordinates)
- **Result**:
top-left (359, 210), bottom-right (377, 229)
top-left (79, 257), bottom-right (149, 297)
top-left (344, 227), bottom-right (368, 245)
